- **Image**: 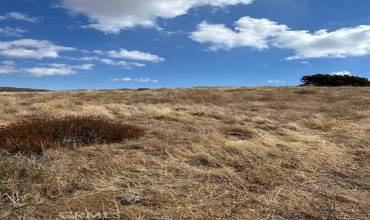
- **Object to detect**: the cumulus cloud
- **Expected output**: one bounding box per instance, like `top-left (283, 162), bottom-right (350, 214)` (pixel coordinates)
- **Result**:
top-left (107, 49), bottom-right (165, 62)
top-left (191, 16), bottom-right (370, 59)
top-left (61, 0), bottom-right (253, 33)
top-left (112, 77), bottom-right (159, 83)
top-left (191, 18), bottom-right (287, 50)
top-left (24, 63), bottom-right (94, 77)
top-left (0, 12), bottom-right (39, 23)
top-left (0, 39), bottom-right (75, 59)
top-left (0, 27), bottom-right (26, 37)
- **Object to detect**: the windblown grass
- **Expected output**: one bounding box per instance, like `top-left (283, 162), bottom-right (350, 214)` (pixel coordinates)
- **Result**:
top-left (0, 87), bottom-right (369, 219)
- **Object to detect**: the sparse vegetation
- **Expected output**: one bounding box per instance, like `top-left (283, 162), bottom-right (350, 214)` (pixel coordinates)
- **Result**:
top-left (0, 87), bottom-right (369, 219)
top-left (301, 74), bottom-right (370, 86)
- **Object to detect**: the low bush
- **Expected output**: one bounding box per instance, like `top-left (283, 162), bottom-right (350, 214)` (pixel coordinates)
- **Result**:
top-left (301, 74), bottom-right (370, 87)
top-left (0, 116), bottom-right (145, 155)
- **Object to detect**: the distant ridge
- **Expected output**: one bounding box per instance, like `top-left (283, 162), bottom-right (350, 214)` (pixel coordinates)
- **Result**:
top-left (0, 87), bottom-right (49, 92)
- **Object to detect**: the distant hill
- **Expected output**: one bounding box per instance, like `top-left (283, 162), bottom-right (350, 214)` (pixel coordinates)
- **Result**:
top-left (0, 87), bottom-right (49, 92)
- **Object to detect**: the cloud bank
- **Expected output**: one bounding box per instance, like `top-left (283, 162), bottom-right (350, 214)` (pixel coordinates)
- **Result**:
top-left (62, 0), bottom-right (253, 33)
top-left (191, 16), bottom-right (370, 59)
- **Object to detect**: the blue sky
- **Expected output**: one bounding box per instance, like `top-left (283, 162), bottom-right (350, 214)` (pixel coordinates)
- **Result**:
top-left (1, 0), bottom-right (370, 90)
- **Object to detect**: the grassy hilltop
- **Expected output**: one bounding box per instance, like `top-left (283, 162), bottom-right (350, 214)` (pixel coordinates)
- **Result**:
top-left (0, 87), bottom-right (370, 219)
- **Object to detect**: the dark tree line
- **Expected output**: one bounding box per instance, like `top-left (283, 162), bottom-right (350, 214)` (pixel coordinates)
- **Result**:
top-left (301, 74), bottom-right (370, 87)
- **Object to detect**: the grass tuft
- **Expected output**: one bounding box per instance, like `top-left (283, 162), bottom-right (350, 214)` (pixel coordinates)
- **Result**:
top-left (0, 116), bottom-right (145, 155)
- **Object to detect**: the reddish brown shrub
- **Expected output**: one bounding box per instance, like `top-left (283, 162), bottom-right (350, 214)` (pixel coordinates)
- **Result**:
top-left (0, 116), bottom-right (145, 155)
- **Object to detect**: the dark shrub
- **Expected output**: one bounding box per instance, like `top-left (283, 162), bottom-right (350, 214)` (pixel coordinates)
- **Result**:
top-left (0, 116), bottom-right (145, 155)
top-left (294, 90), bottom-right (316, 95)
top-left (301, 74), bottom-right (370, 87)
top-left (137, 88), bottom-right (150, 91)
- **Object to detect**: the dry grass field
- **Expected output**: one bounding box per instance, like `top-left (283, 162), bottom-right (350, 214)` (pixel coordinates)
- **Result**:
top-left (0, 87), bottom-right (370, 219)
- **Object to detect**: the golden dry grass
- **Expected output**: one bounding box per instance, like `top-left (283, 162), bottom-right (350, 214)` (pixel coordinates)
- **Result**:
top-left (0, 87), bottom-right (370, 219)
top-left (0, 116), bottom-right (145, 155)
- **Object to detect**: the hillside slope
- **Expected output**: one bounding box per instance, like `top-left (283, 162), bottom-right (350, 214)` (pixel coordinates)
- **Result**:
top-left (0, 87), bottom-right (369, 219)
top-left (0, 87), bottom-right (49, 92)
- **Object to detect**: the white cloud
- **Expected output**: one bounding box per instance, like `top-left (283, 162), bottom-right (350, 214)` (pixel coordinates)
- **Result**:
top-left (66, 56), bottom-right (146, 69)
top-left (330, 71), bottom-right (353, 76)
top-left (112, 77), bottom-right (159, 83)
top-left (191, 18), bottom-right (287, 50)
top-left (0, 27), bottom-right (26, 37)
top-left (1, 60), bottom-right (15, 66)
top-left (304, 71), bottom-right (355, 77)
top-left (47, 63), bottom-right (69, 68)
top-left (92, 50), bottom-right (104, 55)
top-left (64, 48), bottom-right (164, 68)
top-left (61, 0), bottom-right (253, 33)
top-left (300, 61), bottom-right (311, 66)
top-left (100, 58), bottom-right (146, 68)
top-left (0, 39), bottom-right (75, 59)
top-left (0, 66), bottom-right (15, 74)
top-left (267, 80), bottom-right (281, 84)
top-left (72, 63), bottom-right (95, 70)
top-left (25, 67), bottom-right (75, 77)
top-left (0, 60), bottom-right (16, 74)
top-left (108, 49), bottom-right (165, 62)
top-left (191, 16), bottom-right (370, 59)
top-left (48, 63), bottom-right (94, 70)
top-left (24, 63), bottom-right (94, 77)
top-left (0, 12), bottom-right (39, 23)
